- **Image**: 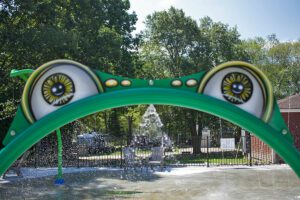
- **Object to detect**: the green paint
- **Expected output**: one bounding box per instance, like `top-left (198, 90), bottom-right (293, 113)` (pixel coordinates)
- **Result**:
top-left (0, 89), bottom-right (299, 177)
top-left (10, 69), bottom-right (34, 81)
top-left (95, 70), bottom-right (206, 93)
top-left (3, 106), bottom-right (31, 145)
top-left (56, 129), bottom-right (63, 180)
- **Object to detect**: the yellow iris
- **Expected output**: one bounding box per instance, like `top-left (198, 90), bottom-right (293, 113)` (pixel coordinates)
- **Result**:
top-left (221, 72), bottom-right (252, 104)
top-left (42, 73), bottom-right (75, 106)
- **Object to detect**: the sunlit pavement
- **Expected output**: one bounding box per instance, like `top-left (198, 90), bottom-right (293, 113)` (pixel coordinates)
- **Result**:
top-left (0, 165), bottom-right (299, 200)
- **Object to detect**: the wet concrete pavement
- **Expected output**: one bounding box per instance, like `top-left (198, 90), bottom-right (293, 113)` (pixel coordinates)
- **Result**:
top-left (0, 166), bottom-right (299, 200)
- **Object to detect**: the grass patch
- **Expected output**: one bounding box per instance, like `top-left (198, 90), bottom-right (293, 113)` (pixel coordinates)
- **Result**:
top-left (165, 154), bottom-right (249, 165)
top-left (105, 190), bottom-right (142, 196)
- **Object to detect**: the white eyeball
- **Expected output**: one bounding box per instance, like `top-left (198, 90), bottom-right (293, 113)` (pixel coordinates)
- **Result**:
top-left (198, 61), bottom-right (273, 121)
top-left (202, 67), bottom-right (264, 118)
top-left (22, 60), bottom-right (103, 122)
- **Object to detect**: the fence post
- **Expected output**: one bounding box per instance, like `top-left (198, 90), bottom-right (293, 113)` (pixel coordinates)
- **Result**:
top-left (77, 144), bottom-right (80, 168)
top-left (206, 136), bottom-right (209, 167)
top-left (120, 139), bottom-right (123, 168)
top-left (249, 134), bottom-right (252, 166)
top-left (34, 145), bottom-right (37, 168)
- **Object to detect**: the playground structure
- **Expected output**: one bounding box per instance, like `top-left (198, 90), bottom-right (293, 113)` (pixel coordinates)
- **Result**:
top-left (0, 60), bottom-right (299, 184)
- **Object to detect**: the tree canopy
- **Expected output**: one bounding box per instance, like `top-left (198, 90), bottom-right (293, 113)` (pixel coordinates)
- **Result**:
top-left (1, 4), bottom-right (299, 150)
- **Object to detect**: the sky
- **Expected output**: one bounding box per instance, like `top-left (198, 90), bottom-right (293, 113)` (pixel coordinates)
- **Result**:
top-left (129, 0), bottom-right (300, 41)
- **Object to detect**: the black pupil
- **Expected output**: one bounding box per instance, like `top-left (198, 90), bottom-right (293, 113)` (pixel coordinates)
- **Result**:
top-left (231, 82), bottom-right (244, 94)
top-left (51, 82), bottom-right (65, 96)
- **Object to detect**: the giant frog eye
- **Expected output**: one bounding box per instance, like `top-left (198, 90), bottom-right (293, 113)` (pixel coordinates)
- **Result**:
top-left (221, 72), bottom-right (253, 104)
top-left (22, 60), bottom-right (103, 123)
top-left (42, 73), bottom-right (75, 106)
top-left (198, 62), bottom-right (273, 122)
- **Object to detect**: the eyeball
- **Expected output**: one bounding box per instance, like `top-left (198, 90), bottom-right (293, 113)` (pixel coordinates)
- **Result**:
top-left (42, 73), bottom-right (75, 106)
top-left (198, 61), bottom-right (273, 122)
top-left (221, 72), bottom-right (253, 104)
top-left (22, 60), bottom-right (103, 123)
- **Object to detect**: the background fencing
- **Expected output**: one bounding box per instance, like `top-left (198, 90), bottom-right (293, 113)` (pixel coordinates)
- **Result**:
top-left (17, 134), bottom-right (285, 168)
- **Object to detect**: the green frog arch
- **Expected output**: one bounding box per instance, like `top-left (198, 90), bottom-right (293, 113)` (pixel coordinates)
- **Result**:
top-left (1, 60), bottom-right (299, 177)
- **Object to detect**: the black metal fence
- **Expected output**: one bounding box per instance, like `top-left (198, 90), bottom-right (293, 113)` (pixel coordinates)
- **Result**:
top-left (18, 134), bottom-right (279, 168)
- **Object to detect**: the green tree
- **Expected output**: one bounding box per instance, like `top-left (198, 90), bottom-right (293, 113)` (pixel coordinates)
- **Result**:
top-left (119, 106), bottom-right (144, 145)
top-left (242, 35), bottom-right (300, 99)
top-left (140, 7), bottom-right (247, 154)
top-left (143, 6), bottom-right (199, 76)
top-left (195, 16), bottom-right (248, 67)
top-left (0, 0), bottom-right (138, 144)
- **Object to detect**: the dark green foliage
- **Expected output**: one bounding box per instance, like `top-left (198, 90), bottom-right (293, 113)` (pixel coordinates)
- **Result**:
top-left (0, 0), bottom-right (137, 141)
top-left (108, 109), bottom-right (122, 138)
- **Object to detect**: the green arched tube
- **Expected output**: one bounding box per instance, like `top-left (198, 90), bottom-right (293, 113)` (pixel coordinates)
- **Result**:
top-left (0, 88), bottom-right (299, 177)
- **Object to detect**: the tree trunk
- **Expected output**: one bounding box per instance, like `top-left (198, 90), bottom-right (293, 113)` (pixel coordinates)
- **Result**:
top-left (191, 127), bottom-right (201, 155)
top-left (197, 112), bottom-right (203, 149)
top-left (103, 111), bottom-right (108, 134)
top-left (127, 116), bottom-right (133, 146)
top-left (185, 110), bottom-right (201, 154)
